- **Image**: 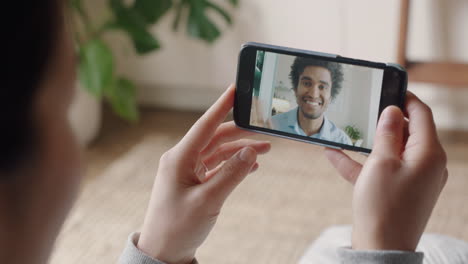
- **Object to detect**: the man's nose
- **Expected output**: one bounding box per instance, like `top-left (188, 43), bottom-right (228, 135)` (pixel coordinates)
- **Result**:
top-left (308, 85), bottom-right (321, 98)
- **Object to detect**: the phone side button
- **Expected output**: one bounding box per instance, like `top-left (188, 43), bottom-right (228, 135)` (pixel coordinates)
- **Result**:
top-left (238, 80), bottom-right (251, 94)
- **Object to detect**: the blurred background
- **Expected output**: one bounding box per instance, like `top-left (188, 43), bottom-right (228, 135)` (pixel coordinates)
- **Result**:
top-left (55, 0), bottom-right (468, 263)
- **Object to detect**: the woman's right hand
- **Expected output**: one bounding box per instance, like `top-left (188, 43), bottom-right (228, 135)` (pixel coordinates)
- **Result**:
top-left (137, 85), bottom-right (270, 264)
top-left (325, 91), bottom-right (448, 251)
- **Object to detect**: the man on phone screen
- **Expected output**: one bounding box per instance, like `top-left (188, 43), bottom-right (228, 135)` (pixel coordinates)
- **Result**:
top-left (271, 57), bottom-right (352, 145)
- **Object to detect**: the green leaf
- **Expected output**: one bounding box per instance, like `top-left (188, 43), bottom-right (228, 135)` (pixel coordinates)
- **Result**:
top-left (187, 0), bottom-right (221, 43)
top-left (205, 0), bottom-right (232, 25)
top-left (172, 0), bottom-right (235, 42)
top-left (110, 0), bottom-right (160, 54)
top-left (78, 39), bottom-right (114, 97)
top-left (228, 0), bottom-right (238, 6)
top-left (70, 0), bottom-right (83, 13)
top-left (133, 0), bottom-right (173, 24)
top-left (105, 78), bottom-right (139, 122)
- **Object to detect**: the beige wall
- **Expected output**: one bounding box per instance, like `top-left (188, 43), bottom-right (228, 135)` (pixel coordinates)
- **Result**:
top-left (407, 0), bottom-right (468, 130)
top-left (106, 0), bottom-right (468, 130)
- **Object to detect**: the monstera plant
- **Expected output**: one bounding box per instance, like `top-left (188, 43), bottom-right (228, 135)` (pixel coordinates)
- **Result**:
top-left (71, 0), bottom-right (238, 122)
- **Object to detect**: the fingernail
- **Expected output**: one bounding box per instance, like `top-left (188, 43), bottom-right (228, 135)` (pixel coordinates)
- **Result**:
top-left (239, 148), bottom-right (256, 162)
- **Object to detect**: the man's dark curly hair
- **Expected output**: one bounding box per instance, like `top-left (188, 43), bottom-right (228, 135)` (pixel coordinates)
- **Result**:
top-left (289, 57), bottom-right (344, 100)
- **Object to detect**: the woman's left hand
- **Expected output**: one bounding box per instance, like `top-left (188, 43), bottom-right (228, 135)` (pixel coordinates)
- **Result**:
top-left (137, 85), bottom-right (271, 264)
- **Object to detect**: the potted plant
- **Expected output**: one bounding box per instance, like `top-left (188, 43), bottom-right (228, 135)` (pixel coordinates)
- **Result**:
top-left (344, 125), bottom-right (362, 146)
top-left (69, 0), bottom-right (238, 145)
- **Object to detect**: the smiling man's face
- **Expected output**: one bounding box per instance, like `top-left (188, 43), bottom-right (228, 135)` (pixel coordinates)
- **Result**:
top-left (294, 66), bottom-right (332, 120)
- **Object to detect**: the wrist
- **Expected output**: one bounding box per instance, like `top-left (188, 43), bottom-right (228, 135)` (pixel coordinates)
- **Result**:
top-left (352, 224), bottom-right (418, 252)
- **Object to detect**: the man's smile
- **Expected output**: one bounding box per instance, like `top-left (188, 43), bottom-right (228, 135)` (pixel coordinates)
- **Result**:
top-left (303, 97), bottom-right (323, 107)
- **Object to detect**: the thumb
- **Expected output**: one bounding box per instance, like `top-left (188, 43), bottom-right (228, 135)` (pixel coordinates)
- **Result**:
top-left (201, 147), bottom-right (257, 203)
top-left (372, 106), bottom-right (405, 159)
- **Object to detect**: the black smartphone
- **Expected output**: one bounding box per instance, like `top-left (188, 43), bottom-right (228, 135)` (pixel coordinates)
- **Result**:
top-left (234, 42), bottom-right (407, 154)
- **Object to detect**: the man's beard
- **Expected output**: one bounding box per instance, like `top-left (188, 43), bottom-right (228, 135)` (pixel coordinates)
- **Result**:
top-left (300, 107), bottom-right (323, 120)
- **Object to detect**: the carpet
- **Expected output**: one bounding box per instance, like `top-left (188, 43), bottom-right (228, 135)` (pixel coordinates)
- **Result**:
top-left (49, 133), bottom-right (468, 263)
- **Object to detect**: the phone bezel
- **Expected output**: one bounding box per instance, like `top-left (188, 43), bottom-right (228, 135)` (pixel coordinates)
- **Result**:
top-left (234, 42), bottom-right (407, 154)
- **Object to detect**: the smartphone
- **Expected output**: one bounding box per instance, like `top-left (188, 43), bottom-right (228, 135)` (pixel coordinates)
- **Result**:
top-left (234, 42), bottom-right (407, 154)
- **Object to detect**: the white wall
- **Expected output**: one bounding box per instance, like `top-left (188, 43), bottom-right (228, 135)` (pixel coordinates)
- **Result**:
top-left (257, 53), bottom-right (277, 122)
top-left (326, 66), bottom-right (383, 149)
top-left (103, 0), bottom-right (468, 130)
top-left (406, 0), bottom-right (468, 130)
top-left (108, 0), bottom-right (397, 106)
top-left (367, 71), bottom-right (384, 147)
top-left (273, 55), bottom-right (296, 107)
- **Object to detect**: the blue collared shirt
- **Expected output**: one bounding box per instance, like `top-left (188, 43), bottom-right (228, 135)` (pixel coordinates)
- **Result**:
top-left (271, 107), bottom-right (352, 145)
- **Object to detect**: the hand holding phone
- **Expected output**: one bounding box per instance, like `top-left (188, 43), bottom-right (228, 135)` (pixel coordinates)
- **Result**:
top-left (137, 85), bottom-right (271, 264)
top-left (234, 42), bottom-right (407, 153)
top-left (325, 92), bottom-right (448, 251)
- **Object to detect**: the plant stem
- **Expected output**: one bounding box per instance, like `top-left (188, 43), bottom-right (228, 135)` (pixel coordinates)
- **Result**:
top-left (172, 0), bottom-right (190, 31)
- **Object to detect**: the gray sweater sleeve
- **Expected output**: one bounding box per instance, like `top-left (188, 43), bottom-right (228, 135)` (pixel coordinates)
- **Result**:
top-left (337, 247), bottom-right (424, 264)
top-left (118, 232), bottom-right (198, 264)
top-left (119, 232), bottom-right (422, 264)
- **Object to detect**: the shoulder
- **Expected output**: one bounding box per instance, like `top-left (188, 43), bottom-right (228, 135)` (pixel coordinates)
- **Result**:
top-left (271, 108), bottom-right (297, 131)
top-left (271, 108), bottom-right (296, 125)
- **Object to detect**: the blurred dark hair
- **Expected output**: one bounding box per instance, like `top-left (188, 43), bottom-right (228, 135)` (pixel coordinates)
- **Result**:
top-left (1, 1), bottom-right (60, 173)
top-left (289, 57), bottom-right (344, 100)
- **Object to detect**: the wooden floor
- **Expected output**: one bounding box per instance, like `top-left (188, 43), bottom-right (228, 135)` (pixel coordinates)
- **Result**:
top-left (83, 106), bottom-right (202, 181)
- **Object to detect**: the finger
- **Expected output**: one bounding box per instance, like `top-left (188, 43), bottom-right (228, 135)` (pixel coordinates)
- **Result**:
top-left (402, 91), bottom-right (444, 163)
top-left (250, 162), bottom-right (259, 173)
top-left (324, 148), bottom-right (363, 185)
top-left (372, 105), bottom-right (405, 159)
top-left (204, 161), bottom-right (259, 182)
top-left (203, 139), bottom-right (270, 170)
top-left (179, 84), bottom-right (236, 153)
top-left (405, 91), bottom-right (438, 143)
top-left (201, 147), bottom-right (257, 203)
top-left (440, 168), bottom-right (448, 194)
top-left (200, 121), bottom-right (256, 158)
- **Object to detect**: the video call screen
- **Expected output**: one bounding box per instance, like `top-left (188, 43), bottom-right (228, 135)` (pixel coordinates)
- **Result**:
top-left (250, 51), bottom-right (384, 149)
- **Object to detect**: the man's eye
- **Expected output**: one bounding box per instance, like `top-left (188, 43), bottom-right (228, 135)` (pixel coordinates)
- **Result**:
top-left (302, 81), bottom-right (311, 87)
top-left (319, 85), bottom-right (325, 90)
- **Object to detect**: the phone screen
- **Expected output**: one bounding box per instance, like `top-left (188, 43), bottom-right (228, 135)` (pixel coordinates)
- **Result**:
top-left (250, 51), bottom-right (385, 150)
